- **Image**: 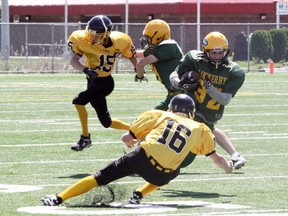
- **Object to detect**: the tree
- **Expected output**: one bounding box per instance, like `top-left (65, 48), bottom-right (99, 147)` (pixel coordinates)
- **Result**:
top-left (251, 30), bottom-right (273, 63)
top-left (270, 28), bottom-right (287, 63)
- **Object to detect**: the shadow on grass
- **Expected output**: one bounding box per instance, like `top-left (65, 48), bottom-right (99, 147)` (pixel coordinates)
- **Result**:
top-left (58, 173), bottom-right (91, 179)
top-left (179, 172), bottom-right (210, 176)
top-left (57, 171), bottom-right (245, 181)
top-left (61, 186), bottom-right (235, 209)
top-left (160, 188), bottom-right (236, 199)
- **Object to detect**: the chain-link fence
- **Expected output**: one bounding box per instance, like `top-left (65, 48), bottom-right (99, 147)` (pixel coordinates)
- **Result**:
top-left (0, 22), bottom-right (287, 73)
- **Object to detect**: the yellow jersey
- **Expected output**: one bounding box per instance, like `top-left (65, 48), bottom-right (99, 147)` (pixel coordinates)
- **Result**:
top-left (130, 110), bottom-right (216, 170)
top-left (67, 30), bottom-right (136, 77)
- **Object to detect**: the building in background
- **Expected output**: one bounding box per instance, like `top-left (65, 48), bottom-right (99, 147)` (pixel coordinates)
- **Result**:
top-left (7, 0), bottom-right (284, 24)
top-left (2, 0), bottom-right (288, 66)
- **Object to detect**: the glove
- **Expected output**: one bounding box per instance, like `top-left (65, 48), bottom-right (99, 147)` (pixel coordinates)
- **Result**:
top-left (83, 67), bottom-right (98, 79)
top-left (203, 77), bottom-right (213, 89)
top-left (178, 76), bottom-right (199, 91)
top-left (135, 75), bottom-right (148, 82)
top-left (231, 154), bottom-right (246, 170)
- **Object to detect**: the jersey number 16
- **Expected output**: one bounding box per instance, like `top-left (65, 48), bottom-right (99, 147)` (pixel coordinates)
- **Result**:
top-left (157, 120), bottom-right (192, 153)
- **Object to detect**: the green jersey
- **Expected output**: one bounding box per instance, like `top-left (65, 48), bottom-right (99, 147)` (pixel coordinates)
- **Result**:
top-left (144, 39), bottom-right (183, 92)
top-left (176, 50), bottom-right (245, 124)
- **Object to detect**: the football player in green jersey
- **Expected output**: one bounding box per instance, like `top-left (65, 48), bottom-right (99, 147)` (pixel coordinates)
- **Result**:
top-left (135, 19), bottom-right (183, 110)
top-left (170, 31), bottom-right (246, 170)
top-left (67, 15), bottom-right (137, 151)
top-left (41, 94), bottom-right (233, 206)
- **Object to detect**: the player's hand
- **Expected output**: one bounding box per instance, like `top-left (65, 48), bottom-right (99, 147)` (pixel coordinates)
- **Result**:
top-left (203, 77), bottom-right (212, 89)
top-left (121, 133), bottom-right (138, 149)
top-left (178, 78), bottom-right (199, 91)
top-left (135, 75), bottom-right (148, 82)
top-left (225, 160), bottom-right (234, 174)
top-left (178, 71), bottom-right (200, 91)
top-left (83, 67), bottom-right (98, 79)
top-left (178, 80), bottom-right (199, 91)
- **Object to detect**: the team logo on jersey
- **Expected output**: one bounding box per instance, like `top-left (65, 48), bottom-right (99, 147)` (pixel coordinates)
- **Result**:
top-left (215, 113), bottom-right (223, 120)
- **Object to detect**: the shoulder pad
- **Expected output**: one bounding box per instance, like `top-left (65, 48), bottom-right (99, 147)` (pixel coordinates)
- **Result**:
top-left (190, 50), bottom-right (205, 61)
top-left (158, 39), bottom-right (178, 45)
top-left (230, 62), bottom-right (246, 78)
top-left (69, 30), bottom-right (86, 40)
top-left (109, 31), bottom-right (132, 43)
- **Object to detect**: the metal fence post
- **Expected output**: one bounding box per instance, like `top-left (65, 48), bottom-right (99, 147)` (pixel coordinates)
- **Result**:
top-left (51, 24), bottom-right (55, 73)
top-left (25, 24), bottom-right (29, 66)
top-left (180, 24), bottom-right (185, 53)
top-left (247, 24), bottom-right (251, 73)
top-left (115, 25), bottom-right (119, 74)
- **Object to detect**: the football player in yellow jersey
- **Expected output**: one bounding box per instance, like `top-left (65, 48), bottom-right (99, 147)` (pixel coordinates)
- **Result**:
top-left (67, 15), bottom-right (137, 151)
top-left (41, 94), bottom-right (233, 206)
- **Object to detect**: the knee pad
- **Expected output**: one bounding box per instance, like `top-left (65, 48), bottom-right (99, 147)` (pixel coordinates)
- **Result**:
top-left (72, 94), bottom-right (85, 105)
top-left (93, 172), bottom-right (108, 186)
top-left (98, 114), bottom-right (112, 128)
top-left (93, 164), bottom-right (116, 186)
top-left (72, 93), bottom-right (89, 105)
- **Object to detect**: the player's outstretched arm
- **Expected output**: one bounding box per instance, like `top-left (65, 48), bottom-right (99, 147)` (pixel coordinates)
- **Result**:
top-left (209, 152), bottom-right (233, 174)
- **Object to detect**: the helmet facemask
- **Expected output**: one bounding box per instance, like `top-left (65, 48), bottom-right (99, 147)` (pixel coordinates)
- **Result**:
top-left (86, 28), bottom-right (110, 44)
top-left (141, 19), bottom-right (171, 49)
top-left (204, 48), bottom-right (230, 69)
top-left (140, 35), bottom-right (150, 49)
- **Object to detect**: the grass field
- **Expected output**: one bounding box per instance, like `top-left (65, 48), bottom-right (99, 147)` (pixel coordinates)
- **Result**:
top-left (0, 72), bottom-right (288, 216)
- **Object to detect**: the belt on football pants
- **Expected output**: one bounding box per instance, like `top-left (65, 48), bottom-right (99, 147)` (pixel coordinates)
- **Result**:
top-left (168, 91), bottom-right (181, 96)
top-left (146, 153), bottom-right (173, 173)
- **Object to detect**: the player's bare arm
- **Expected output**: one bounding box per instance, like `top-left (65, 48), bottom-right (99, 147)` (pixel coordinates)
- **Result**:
top-left (135, 50), bottom-right (145, 58)
top-left (129, 55), bottom-right (138, 70)
top-left (136, 54), bottom-right (158, 78)
top-left (70, 53), bottom-right (85, 72)
top-left (209, 151), bottom-right (233, 174)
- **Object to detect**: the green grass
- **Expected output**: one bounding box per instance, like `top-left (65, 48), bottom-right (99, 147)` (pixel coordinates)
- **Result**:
top-left (0, 72), bottom-right (288, 216)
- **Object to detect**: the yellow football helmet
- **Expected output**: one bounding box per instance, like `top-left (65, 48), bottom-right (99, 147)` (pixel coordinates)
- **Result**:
top-left (202, 31), bottom-right (230, 67)
top-left (141, 19), bottom-right (171, 48)
top-left (85, 15), bottom-right (113, 44)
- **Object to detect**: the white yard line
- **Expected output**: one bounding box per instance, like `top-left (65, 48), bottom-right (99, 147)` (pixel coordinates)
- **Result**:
top-left (0, 153), bottom-right (287, 165)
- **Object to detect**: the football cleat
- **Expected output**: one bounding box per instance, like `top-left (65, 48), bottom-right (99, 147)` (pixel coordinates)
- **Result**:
top-left (71, 134), bottom-right (92, 151)
top-left (231, 154), bottom-right (246, 170)
top-left (128, 191), bottom-right (143, 204)
top-left (41, 194), bottom-right (62, 206)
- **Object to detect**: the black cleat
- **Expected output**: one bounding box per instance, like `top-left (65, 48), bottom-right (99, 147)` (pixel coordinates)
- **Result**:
top-left (41, 194), bottom-right (62, 206)
top-left (71, 134), bottom-right (92, 151)
top-left (128, 191), bottom-right (143, 204)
